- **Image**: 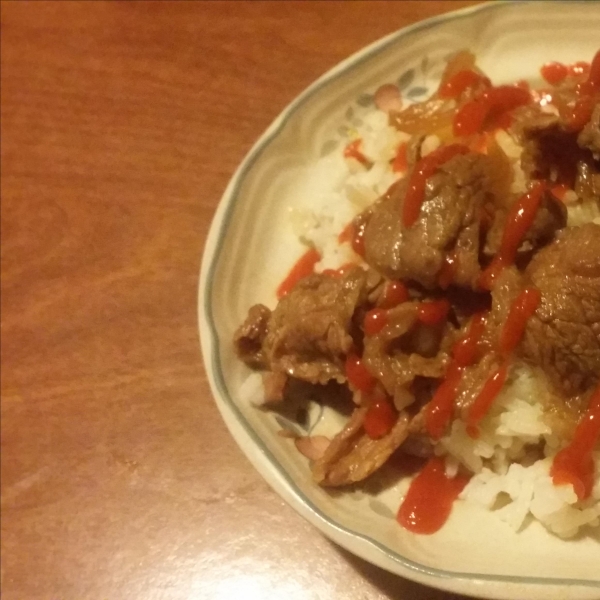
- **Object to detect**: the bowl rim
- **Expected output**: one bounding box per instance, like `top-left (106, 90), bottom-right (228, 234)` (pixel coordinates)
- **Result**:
top-left (198, 1), bottom-right (600, 597)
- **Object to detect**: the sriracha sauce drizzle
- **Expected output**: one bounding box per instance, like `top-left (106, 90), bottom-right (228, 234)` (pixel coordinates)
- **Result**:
top-left (466, 363), bottom-right (509, 439)
top-left (417, 299), bottom-right (450, 326)
top-left (551, 385), bottom-right (600, 500)
top-left (363, 309), bottom-right (389, 336)
top-left (453, 85), bottom-right (531, 137)
top-left (479, 181), bottom-right (546, 290)
top-left (499, 287), bottom-right (541, 356)
top-left (379, 280), bottom-right (409, 309)
top-left (425, 364), bottom-right (463, 440)
top-left (438, 69), bottom-right (491, 99)
top-left (392, 142), bottom-right (408, 173)
top-left (402, 144), bottom-right (470, 228)
top-left (364, 389), bottom-right (398, 440)
top-left (345, 354), bottom-right (375, 394)
top-left (276, 248), bottom-right (321, 298)
top-left (397, 457), bottom-right (470, 534)
top-left (425, 312), bottom-right (487, 440)
top-left (343, 139), bottom-right (370, 167)
top-left (540, 62), bottom-right (569, 85)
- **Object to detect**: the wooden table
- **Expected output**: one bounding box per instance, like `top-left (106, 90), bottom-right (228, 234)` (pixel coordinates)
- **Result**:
top-left (1, 2), bottom-right (480, 598)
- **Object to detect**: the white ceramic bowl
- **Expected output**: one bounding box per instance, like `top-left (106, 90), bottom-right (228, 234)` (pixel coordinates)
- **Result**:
top-left (199, 2), bottom-right (600, 598)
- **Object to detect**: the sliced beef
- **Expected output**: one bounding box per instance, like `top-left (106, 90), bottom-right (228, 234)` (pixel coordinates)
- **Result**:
top-left (362, 302), bottom-right (450, 409)
top-left (312, 407), bottom-right (410, 486)
top-left (484, 188), bottom-right (567, 257)
top-left (513, 105), bottom-right (588, 185)
top-left (261, 267), bottom-right (369, 385)
top-left (520, 224), bottom-right (600, 396)
top-left (454, 352), bottom-right (503, 415)
top-left (578, 102), bottom-right (600, 156)
top-left (234, 304), bottom-right (272, 369)
top-left (452, 221), bottom-right (483, 288)
top-left (487, 266), bottom-right (523, 334)
top-left (362, 152), bottom-right (494, 289)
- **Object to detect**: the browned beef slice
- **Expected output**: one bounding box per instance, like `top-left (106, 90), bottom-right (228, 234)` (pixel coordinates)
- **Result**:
top-left (362, 302), bottom-right (449, 408)
top-left (513, 105), bottom-right (587, 184)
top-left (234, 304), bottom-right (272, 368)
top-left (262, 267), bottom-right (368, 385)
top-left (409, 289), bottom-right (512, 437)
top-left (312, 407), bottom-right (409, 486)
top-left (455, 353), bottom-right (503, 415)
top-left (520, 224), bottom-right (600, 396)
top-left (362, 153), bottom-right (493, 289)
top-left (452, 221), bottom-right (482, 288)
top-left (578, 102), bottom-right (600, 156)
top-left (513, 108), bottom-right (560, 179)
top-left (484, 189), bottom-right (567, 256)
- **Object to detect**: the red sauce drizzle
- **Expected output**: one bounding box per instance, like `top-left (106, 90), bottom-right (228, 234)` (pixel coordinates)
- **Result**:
top-left (562, 50), bottom-right (600, 130)
top-left (392, 142), bottom-right (408, 173)
top-left (345, 354), bottom-right (375, 394)
top-left (417, 299), bottom-right (450, 326)
top-left (551, 385), bottom-right (600, 500)
top-left (363, 308), bottom-right (388, 336)
top-left (364, 389), bottom-right (397, 439)
top-left (379, 280), bottom-right (409, 309)
top-left (452, 312), bottom-right (487, 367)
top-left (540, 62), bottom-right (569, 85)
top-left (425, 312), bottom-right (487, 439)
top-left (276, 248), bottom-right (320, 298)
top-left (397, 457), bottom-right (470, 534)
top-left (402, 144), bottom-right (470, 228)
top-left (338, 221), bottom-right (354, 244)
top-left (566, 95), bottom-right (595, 131)
top-left (479, 181), bottom-right (545, 290)
top-left (487, 110), bottom-right (513, 131)
top-left (466, 363), bottom-right (509, 438)
top-left (438, 69), bottom-right (491, 99)
top-left (453, 85), bottom-right (531, 137)
top-left (425, 364), bottom-right (463, 440)
top-left (480, 85), bottom-right (532, 114)
top-left (499, 287), bottom-right (541, 356)
top-left (550, 183), bottom-right (569, 202)
top-left (453, 99), bottom-right (488, 138)
top-left (344, 139), bottom-right (370, 167)
top-left (539, 56), bottom-right (596, 94)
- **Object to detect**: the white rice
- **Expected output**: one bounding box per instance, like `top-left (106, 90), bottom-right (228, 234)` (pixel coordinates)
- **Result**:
top-left (285, 98), bottom-right (600, 537)
top-left (445, 366), bottom-right (600, 537)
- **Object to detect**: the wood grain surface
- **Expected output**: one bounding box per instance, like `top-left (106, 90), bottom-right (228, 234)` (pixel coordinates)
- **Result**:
top-left (1, 2), bottom-right (480, 599)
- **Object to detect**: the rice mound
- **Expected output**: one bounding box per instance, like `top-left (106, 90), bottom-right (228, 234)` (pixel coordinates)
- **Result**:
top-left (285, 97), bottom-right (600, 537)
top-left (443, 366), bottom-right (600, 537)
